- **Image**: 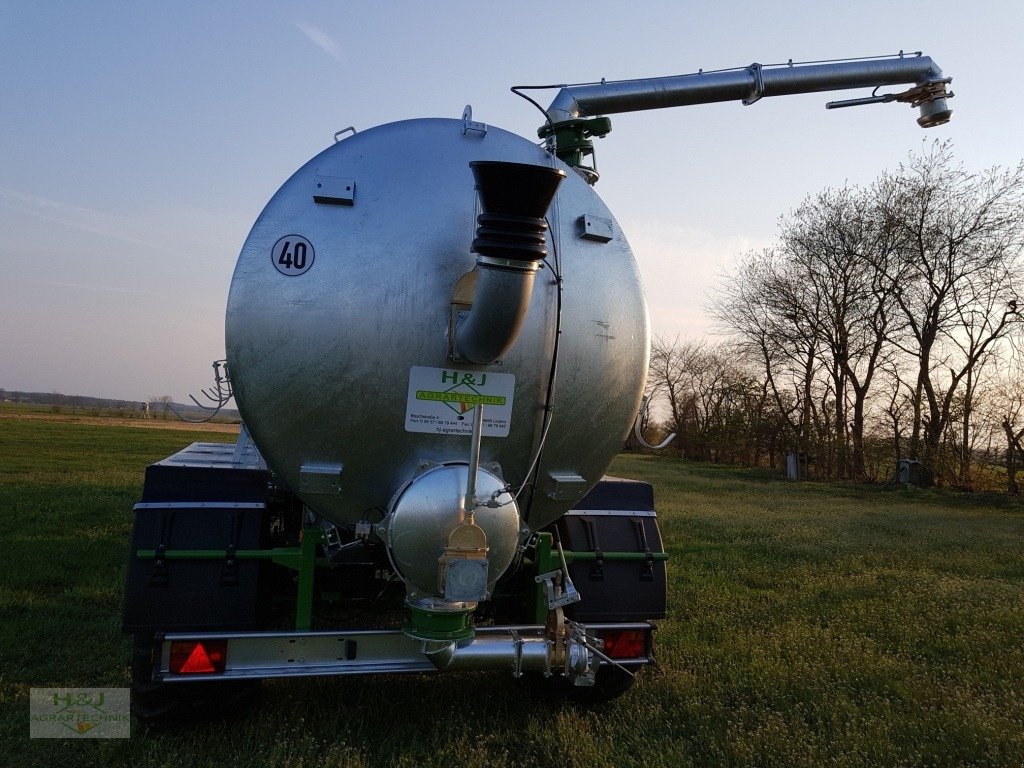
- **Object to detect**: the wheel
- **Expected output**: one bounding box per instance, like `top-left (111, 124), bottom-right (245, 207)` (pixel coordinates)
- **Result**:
top-left (521, 665), bottom-right (635, 706)
top-left (131, 634), bottom-right (260, 727)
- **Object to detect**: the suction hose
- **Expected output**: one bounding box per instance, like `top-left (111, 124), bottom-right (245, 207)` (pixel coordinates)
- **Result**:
top-left (454, 161), bottom-right (566, 365)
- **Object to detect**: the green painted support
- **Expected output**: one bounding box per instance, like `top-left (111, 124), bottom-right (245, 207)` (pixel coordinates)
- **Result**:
top-left (403, 606), bottom-right (474, 643)
top-left (536, 116), bottom-right (612, 175)
top-left (533, 532), bottom-right (559, 624)
top-left (294, 527), bottom-right (322, 630)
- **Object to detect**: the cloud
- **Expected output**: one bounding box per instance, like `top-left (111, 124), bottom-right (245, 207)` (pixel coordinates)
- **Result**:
top-left (6, 275), bottom-right (160, 296)
top-left (293, 21), bottom-right (345, 63)
top-left (0, 186), bottom-right (175, 255)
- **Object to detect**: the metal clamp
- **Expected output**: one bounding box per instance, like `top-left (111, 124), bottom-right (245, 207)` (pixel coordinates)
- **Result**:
top-left (580, 517), bottom-right (605, 581)
top-left (743, 62), bottom-right (764, 105)
top-left (535, 569), bottom-right (581, 610)
top-left (630, 518), bottom-right (655, 582)
top-left (566, 621), bottom-right (634, 684)
top-left (475, 254), bottom-right (540, 272)
top-left (510, 629), bottom-right (525, 678)
top-left (319, 518), bottom-right (344, 558)
top-left (894, 78), bottom-right (953, 107)
top-left (534, 536), bottom-right (584, 609)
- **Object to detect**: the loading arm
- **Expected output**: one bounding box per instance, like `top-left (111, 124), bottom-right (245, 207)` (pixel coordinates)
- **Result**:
top-left (532, 52), bottom-right (953, 182)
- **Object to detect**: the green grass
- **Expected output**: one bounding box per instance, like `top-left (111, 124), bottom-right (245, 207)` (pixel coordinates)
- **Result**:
top-left (2, 416), bottom-right (1023, 767)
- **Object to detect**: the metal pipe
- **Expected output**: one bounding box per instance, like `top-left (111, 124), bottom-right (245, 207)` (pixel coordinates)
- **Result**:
top-left (825, 94), bottom-right (898, 109)
top-left (455, 265), bottom-right (539, 364)
top-left (633, 394), bottom-right (676, 450)
top-left (545, 54), bottom-right (950, 127)
top-left (423, 634), bottom-right (552, 672)
top-left (465, 404), bottom-right (484, 515)
top-left (422, 632), bottom-right (595, 681)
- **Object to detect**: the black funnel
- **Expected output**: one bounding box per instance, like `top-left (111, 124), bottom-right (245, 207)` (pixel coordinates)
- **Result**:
top-left (469, 161), bottom-right (566, 262)
top-left (470, 161), bottom-right (566, 219)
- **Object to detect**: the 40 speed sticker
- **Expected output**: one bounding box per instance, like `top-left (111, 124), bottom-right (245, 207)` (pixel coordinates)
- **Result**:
top-left (271, 235), bottom-right (315, 276)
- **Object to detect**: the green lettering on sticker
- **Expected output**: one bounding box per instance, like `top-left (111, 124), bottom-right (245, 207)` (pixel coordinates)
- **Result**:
top-left (416, 390), bottom-right (506, 406)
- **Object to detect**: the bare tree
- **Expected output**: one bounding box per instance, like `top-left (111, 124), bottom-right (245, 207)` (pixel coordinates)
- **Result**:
top-left (985, 354), bottom-right (1024, 494)
top-left (1003, 413), bottom-right (1024, 495)
top-left (712, 249), bottom-right (823, 455)
top-left (648, 337), bottom-right (773, 463)
top-left (780, 185), bottom-right (898, 480)
top-left (149, 395), bottom-right (174, 420)
top-left (872, 141), bottom-right (1024, 483)
top-left (648, 336), bottom-right (694, 456)
top-left (712, 142), bottom-right (1024, 487)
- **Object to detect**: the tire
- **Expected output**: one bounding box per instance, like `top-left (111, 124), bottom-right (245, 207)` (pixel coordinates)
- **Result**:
top-left (131, 634), bottom-right (260, 727)
top-left (521, 665), bottom-right (635, 706)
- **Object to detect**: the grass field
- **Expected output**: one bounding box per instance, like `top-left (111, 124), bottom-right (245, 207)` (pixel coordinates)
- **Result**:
top-left (2, 412), bottom-right (1023, 767)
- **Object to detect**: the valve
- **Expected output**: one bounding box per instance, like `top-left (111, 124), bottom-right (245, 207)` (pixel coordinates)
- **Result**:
top-left (537, 116), bottom-right (612, 184)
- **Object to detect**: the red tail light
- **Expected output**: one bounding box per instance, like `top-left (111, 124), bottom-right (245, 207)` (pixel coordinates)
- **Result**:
top-left (600, 629), bottom-right (646, 659)
top-left (169, 640), bottom-right (228, 674)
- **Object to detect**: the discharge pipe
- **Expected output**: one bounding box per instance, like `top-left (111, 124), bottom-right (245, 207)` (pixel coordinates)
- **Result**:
top-left (544, 53), bottom-right (952, 128)
top-left (454, 161), bottom-right (566, 365)
top-left (422, 631), bottom-right (594, 680)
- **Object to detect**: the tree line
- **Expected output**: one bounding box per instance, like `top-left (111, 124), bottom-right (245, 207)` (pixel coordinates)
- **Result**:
top-left (641, 142), bottom-right (1024, 492)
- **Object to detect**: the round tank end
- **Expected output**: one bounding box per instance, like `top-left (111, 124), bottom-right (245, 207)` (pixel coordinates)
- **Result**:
top-left (383, 464), bottom-right (521, 609)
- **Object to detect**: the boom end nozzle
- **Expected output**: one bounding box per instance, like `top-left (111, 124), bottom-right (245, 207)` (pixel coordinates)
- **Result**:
top-left (917, 95), bottom-right (953, 128)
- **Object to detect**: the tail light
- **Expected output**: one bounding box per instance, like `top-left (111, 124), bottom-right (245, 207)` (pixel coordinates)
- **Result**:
top-left (599, 629), bottom-right (646, 659)
top-left (169, 640), bottom-right (228, 674)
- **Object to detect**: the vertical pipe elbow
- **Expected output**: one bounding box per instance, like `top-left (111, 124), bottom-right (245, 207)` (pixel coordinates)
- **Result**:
top-left (422, 641), bottom-right (457, 670)
top-left (452, 161), bottom-right (566, 365)
top-left (455, 264), bottom-right (538, 364)
top-left (546, 88), bottom-right (582, 123)
top-left (423, 634), bottom-right (555, 673)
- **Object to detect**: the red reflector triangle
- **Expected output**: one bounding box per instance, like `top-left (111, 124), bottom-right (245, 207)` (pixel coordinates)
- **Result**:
top-left (180, 642), bottom-right (216, 673)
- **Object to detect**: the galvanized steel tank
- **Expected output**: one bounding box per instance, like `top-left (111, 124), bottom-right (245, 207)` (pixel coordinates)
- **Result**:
top-left (225, 117), bottom-right (649, 532)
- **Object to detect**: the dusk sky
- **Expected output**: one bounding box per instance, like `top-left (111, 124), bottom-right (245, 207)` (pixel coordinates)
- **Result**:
top-left (1, 1), bottom-right (1022, 402)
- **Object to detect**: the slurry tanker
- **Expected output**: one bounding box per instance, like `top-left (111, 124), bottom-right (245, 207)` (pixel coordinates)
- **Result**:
top-left (122, 52), bottom-right (952, 723)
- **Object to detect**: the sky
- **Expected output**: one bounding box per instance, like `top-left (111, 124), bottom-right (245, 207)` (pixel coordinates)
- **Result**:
top-left (1, 1), bottom-right (1022, 402)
